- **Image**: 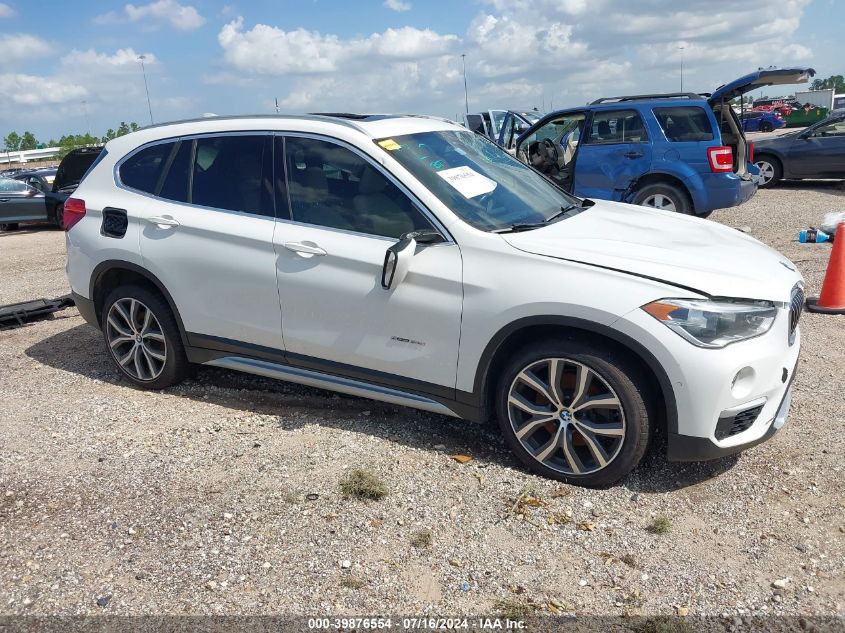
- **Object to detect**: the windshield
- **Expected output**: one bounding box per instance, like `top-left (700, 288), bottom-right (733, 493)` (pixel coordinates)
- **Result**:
top-left (376, 130), bottom-right (581, 231)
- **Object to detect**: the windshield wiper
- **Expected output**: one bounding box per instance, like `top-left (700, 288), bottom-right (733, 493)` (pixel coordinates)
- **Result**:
top-left (493, 204), bottom-right (583, 234)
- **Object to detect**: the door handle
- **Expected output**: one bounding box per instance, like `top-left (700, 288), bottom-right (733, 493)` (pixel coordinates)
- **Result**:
top-left (283, 241), bottom-right (327, 257)
top-left (147, 215), bottom-right (180, 229)
top-left (623, 151), bottom-right (644, 159)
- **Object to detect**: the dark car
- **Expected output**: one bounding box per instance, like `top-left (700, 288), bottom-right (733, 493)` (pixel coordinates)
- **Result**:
top-left (0, 146), bottom-right (103, 230)
top-left (0, 177), bottom-right (48, 231)
top-left (753, 111), bottom-right (845, 187)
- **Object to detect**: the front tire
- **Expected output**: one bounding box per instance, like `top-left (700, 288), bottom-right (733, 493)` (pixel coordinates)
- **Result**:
top-left (755, 156), bottom-right (782, 188)
top-left (101, 285), bottom-right (188, 390)
top-left (632, 182), bottom-right (691, 214)
top-left (0, 222), bottom-right (19, 232)
top-left (495, 339), bottom-right (652, 487)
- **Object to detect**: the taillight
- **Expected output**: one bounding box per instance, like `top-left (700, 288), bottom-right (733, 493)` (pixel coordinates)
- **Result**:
top-left (748, 142), bottom-right (754, 164)
top-left (707, 146), bottom-right (733, 173)
top-left (63, 197), bottom-right (86, 231)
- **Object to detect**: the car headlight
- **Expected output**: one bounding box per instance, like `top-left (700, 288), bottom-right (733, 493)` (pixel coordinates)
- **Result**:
top-left (643, 298), bottom-right (777, 348)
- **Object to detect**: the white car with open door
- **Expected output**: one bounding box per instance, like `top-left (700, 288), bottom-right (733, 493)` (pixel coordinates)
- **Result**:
top-left (65, 113), bottom-right (803, 487)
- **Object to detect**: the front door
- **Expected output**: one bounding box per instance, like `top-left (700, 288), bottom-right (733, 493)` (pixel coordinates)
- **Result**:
top-left (573, 108), bottom-right (653, 200)
top-left (788, 115), bottom-right (845, 177)
top-left (273, 135), bottom-right (463, 392)
top-left (130, 134), bottom-right (284, 351)
top-left (515, 110), bottom-right (587, 192)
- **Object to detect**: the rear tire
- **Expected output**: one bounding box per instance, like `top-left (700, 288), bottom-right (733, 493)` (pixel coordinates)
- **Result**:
top-left (495, 338), bottom-right (653, 488)
top-left (0, 222), bottom-right (20, 232)
top-left (632, 182), bottom-right (691, 214)
top-left (755, 155), bottom-right (781, 188)
top-left (760, 122), bottom-right (773, 133)
top-left (53, 204), bottom-right (65, 230)
top-left (101, 284), bottom-right (189, 390)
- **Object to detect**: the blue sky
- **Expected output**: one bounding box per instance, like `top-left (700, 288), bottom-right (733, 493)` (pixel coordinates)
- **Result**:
top-left (1, 0), bottom-right (842, 142)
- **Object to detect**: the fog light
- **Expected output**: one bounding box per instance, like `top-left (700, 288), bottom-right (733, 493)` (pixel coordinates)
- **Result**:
top-left (731, 367), bottom-right (755, 399)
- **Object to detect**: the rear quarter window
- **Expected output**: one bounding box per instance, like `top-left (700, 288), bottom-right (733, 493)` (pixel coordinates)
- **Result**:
top-left (119, 142), bottom-right (176, 194)
top-left (653, 106), bottom-right (714, 142)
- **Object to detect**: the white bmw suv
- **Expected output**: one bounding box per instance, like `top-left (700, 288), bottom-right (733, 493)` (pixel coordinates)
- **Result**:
top-left (64, 114), bottom-right (803, 487)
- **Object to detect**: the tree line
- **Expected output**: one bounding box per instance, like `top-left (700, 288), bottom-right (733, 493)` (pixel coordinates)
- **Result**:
top-left (3, 122), bottom-right (141, 158)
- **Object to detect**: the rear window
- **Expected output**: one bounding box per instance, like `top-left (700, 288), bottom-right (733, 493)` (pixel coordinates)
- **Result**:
top-left (119, 142), bottom-right (175, 194)
top-left (653, 107), bottom-right (714, 142)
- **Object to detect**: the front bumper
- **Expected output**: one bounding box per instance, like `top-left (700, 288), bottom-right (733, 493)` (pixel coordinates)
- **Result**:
top-left (667, 365), bottom-right (795, 461)
top-left (613, 303), bottom-right (800, 462)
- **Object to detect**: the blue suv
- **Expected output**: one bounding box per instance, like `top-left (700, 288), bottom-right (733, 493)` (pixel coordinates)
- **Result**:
top-left (502, 67), bottom-right (815, 216)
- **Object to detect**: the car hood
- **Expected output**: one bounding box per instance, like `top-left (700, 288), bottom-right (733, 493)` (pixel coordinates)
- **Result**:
top-left (501, 201), bottom-right (802, 301)
top-left (710, 67), bottom-right (815, 102)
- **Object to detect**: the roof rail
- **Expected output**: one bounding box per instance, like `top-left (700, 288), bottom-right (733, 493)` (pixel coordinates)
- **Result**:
top-left (590, 92), bottom-right (703, 104)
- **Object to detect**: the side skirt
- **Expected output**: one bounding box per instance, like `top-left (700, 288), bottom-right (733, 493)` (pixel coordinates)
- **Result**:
top-left (202, 355), bottom-right (462, 419)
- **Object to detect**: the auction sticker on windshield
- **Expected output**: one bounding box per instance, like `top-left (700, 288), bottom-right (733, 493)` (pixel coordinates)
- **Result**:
top-left (436, 165), bottom-right (497, 198)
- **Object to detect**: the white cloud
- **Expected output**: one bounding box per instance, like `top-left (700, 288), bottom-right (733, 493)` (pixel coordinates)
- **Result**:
top-left (384, 0), bottom-right (411, 11)
top-left (219, 18), bottom-right (457, 75)
top-left (95, 0), bottom-right (205, 31)
top-left (62, 47), bottom-right (157, 69)
top-left (0, 3), bottom-right (15, 18)
top-left (214, 1), bottom-right (815, 116)
top-left (0, 33), bottom-right (51, 62)
top-left (0, 73), bottom-right (88, 106)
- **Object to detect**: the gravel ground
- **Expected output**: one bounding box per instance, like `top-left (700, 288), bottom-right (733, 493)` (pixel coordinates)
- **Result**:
top-left (1, 183), bottom-right (844, 621)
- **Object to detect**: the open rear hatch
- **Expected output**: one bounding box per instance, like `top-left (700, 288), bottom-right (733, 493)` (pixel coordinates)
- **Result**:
top-left (707, 67), bottom-right (815, 177)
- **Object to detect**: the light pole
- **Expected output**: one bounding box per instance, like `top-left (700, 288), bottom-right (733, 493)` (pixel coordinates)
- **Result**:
top-left (82, 100), bottom-right (91, 135)
top-left (679, 46), bottom-right (685, 92)
top-left (138, 55), bottom-right (153, 125)
top-left (461, 53), bottom-right (469, 115)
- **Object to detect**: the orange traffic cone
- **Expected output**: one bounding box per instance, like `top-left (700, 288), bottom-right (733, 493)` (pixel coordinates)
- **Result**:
top-left (806, 222), bottom-right (845, 314)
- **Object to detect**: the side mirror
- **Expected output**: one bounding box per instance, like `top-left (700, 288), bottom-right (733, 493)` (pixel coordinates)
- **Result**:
top-left (381, 236), bottom-right (416, 290)
top-left (380, 230), bottom-right (445, 290)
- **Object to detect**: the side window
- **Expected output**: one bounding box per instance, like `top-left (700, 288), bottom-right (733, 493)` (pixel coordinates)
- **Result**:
top-left (0, 177), bottom-right (29, 193)
top-left (191, 135), bottom-right (273, 216)
top-left (119, 142), bottom-right (175, 194)
top-left (587, 109), bottom-right (648, 144)
top-left (158, 140), bottom-right (192, 203)
top-left (653, 107), bottom-right (714, 142)
top-left (284, 136), bottom-right (431, 239)
top-left (811, 117), bottom-right (845, 137)
top-left (27, 176), bottom-right (45, 192)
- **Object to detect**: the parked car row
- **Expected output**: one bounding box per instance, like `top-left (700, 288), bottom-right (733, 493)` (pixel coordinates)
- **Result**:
top-left (0, 146), bottom-right (102, 231)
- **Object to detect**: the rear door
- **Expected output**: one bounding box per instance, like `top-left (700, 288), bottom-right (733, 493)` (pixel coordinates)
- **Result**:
top-left (130, 134), bottom-right (284, 351)
top-left (788, 115), bottom-right (845, 176)
top-left (0, 177), bottom-right (47, 223)
top-left (572, 108), bottom-right (652, 200)
top-left (710, 67), bottom-right (816, 103)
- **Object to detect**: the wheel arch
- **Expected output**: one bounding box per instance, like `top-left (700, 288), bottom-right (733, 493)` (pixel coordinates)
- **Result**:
top-left (472, 316), bottom-right (678, 437)
top-left (89, 260), bottom-right (188, 347)
top-left (626, 172), bottom-right (696, 213)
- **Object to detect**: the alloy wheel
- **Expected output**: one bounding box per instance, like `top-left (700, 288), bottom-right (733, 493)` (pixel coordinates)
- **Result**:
top-left (755, 160), bottom-right (775, 186)
top-left (507, 358), bottom-right (626, 476)
top-left (106, 298), bottom-right (167, 381)
top-left (641, 193), bottom-right (677, 212)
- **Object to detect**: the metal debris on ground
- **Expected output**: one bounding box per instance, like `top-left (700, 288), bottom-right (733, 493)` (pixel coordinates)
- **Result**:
top-left (0, 294), bottom-right (74, 329)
